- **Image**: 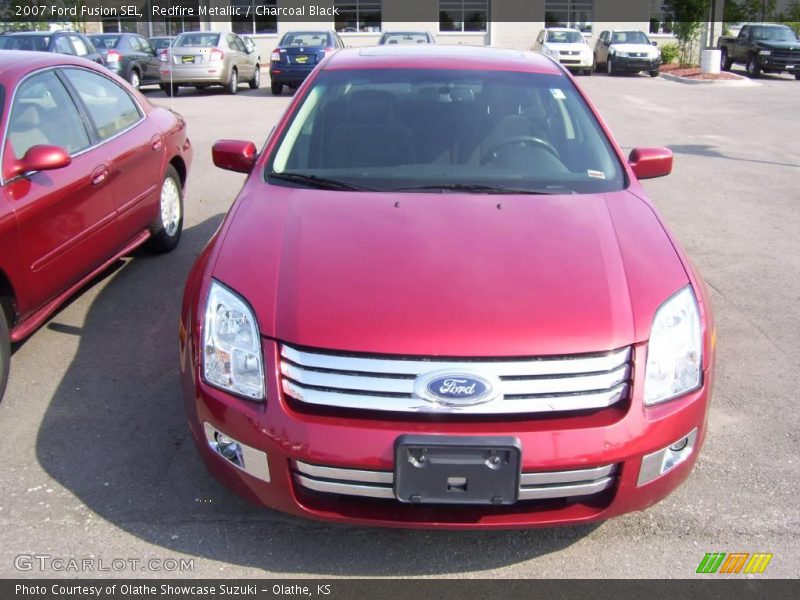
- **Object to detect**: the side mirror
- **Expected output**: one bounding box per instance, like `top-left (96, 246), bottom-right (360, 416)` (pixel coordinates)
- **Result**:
top-left (212, 139), bottom-right (257, 173)
top-left (9, 145), bottom-right (71, 178)
top-left (629, 147), bottom-right (673, 180)
top-left (651, 41), bottom-right (658, 46)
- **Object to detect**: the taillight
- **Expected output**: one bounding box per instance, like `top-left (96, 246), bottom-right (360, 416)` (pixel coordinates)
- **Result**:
top-left (270, 49), bottom-right (281, 62)
top-left (106, 50), bottom-right (121, 63)
top-left (210, 48), bottom-right (224, 62)
top-left (159, 49), bottom-right (168, 62)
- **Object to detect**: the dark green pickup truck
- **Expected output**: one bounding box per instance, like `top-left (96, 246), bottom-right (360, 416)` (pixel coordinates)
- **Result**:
top-left (718, 23), bottom-right (800, 79)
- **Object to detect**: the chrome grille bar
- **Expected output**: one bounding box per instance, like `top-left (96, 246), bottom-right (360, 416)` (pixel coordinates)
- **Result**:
top-left (281, 344), bottom-right (632, 414)
top-left (294, 461), bottom-right (617, 501)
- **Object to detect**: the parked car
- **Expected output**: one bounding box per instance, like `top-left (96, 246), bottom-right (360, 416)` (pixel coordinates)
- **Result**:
top-left (0, 31), bottom-right (104, 65)
top-left (718, 23), bottom-right (800, 79)
top-left (0, 51), bottom-right (192, 402)
top-left (269, 30), bottom-right (343, 95)
top-left (149, 36), bottom-right (175, 52)
top-left (181, 46), bottom-right (714, 528)
top-left (594, 29), bottom-right (661, 76)
top-left (533, 27), bottom-right (593, 75)
top-left (159, 31), bottom-right (260, 95)
top-left (378, 31), bottom-right (435, 45)
top-left (88, 33), bottom-right (161, 89)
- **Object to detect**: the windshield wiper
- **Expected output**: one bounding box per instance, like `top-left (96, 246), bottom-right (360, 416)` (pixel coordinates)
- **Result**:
top-left (396, 183), bottom-right (559, 195)
top-left (268, 172), bottom-right (376, 191)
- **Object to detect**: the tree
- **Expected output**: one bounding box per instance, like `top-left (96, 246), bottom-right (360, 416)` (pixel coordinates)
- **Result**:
top-left (667, 0), bottom-right (710, 65)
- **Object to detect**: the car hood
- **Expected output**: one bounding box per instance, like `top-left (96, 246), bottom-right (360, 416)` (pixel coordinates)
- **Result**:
top-left (212, 187), bottom-right (688, 356)
top-left (755, 40), bottom-right (800, 50)
top-left (610, 43), bottom-right (659, 55)
top-left (546, 42), bottom-right (592, 53)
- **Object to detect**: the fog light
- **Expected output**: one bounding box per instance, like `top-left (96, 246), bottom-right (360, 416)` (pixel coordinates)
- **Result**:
top-left (637, 428), bottom-right (698, 486)
top-left (203, 423), bottom-right (271, 482)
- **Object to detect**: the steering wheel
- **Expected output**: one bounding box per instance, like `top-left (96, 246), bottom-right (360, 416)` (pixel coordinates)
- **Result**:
top-left (480, 135), bottom-right (560, 166)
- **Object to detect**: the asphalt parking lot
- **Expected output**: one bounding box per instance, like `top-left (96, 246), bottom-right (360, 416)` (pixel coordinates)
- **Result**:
top-left (0, 71), bottom-right (798, 579)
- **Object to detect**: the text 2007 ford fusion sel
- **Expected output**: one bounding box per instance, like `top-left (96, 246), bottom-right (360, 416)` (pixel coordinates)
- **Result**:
top-left (180, 46), bottom-right (714, 528)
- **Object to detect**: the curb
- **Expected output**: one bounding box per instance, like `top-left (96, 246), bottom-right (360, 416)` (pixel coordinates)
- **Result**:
top-left (659, 72), bottom-right (758, 86)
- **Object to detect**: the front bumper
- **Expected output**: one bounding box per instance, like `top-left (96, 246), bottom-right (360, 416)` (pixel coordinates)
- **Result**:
top-left (181, 335), bottom-right (712, 529)
top-left (559, 56), bottom-right (593, 69)
top-left (614, 56), bottom-right (661, 72)
top-left (758, 55), bottom-right (799, 71)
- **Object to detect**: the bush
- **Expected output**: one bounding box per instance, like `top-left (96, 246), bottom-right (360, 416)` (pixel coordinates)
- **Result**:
top-left (660, 43), bottom-right (680, 65)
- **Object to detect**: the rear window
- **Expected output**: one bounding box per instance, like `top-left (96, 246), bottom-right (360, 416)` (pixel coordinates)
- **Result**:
top-left (280, 32), bottom-right (328, 48)
top-left (0, 36), bottom-right (49, 51)
top-left (90, 35), bottom-right (120, 49)
top-left (382, 33), bottom-right (430, 44)
top-left (267, 68), bottom-right (625, 195)
top-left (174, 33), bottom-right (220, 48)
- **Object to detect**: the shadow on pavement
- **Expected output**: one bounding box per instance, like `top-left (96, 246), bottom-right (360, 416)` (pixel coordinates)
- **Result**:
top-left (34, 215), bottom-right (598, 576)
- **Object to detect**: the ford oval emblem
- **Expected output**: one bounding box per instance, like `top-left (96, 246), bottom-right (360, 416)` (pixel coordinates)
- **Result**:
top-left (414, 370), bottom-right (501, 407)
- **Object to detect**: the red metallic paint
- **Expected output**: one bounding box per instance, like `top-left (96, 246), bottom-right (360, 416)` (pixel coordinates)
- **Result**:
top-left (212, 140), bottom-right (258, 174)
top-left (181, 48), bottom-right (715, 528)
top-left (8, 144), bottom-right (71, 177)
top-left (628, 147), bottom-right (674, 180)
top-left (0, 51), bottom-right (192, 344)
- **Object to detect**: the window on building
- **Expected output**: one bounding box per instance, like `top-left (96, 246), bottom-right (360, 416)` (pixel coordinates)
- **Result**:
top-left (544, 1), bottom-right (593, 33)
top-left (101, 18), bottom-right (141, 34)
top-left (334, 1), bottom-right (382, 33)
top-left (649, 0), bottom-right (674, 34)
top-left (439, 0), bottom-right (488, 32)
top-left (231, 0), bottom-right (278, 35)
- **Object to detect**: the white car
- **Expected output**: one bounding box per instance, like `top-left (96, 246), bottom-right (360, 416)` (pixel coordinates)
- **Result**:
top-left (533, 27), bottom-right (593, 75)
top-left (594, 30), bottom-right (662, 77)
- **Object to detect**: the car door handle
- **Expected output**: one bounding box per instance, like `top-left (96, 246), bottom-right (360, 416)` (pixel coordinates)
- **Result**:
top-left (151, 135), bottom-right (163, 151)
top-left (90, 165), bottom-right (108, 186)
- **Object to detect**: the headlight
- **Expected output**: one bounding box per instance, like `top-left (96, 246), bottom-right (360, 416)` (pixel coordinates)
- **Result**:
top-left (614, 50), bottom-right (628, 58)
top-left (759, 49), bottom-right (771, 56)
top-left (203, 280), bottom-right (265, 400)
top-left (643, 286), bottom-right (703, 406)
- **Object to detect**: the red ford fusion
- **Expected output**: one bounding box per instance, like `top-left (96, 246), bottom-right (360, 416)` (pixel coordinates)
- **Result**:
top-left (0, 51), bottom-right (192, 401)
top-left (180, 46), bottom-right (714, 529)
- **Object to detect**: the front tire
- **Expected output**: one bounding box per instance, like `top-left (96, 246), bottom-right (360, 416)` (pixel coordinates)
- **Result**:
top-left (746, 54), bottom-right (761, 78)
top-left (227, 68), bottom-right (239, 95)
top-left (649, 69), bottom-right (659, 77)
top-left (584, 68), bottom-right (593, 76)
top-left (720, 47), bottom-right (733, 71)
top-left (607, 57), bottom-right (616, 76)
top-left (0, 306), bottom-right (9, 404)
top-left (145, 165), bottom-right (183, 254)
top-left (249, 65), bottom-right (261, 89)
top-left (795, 72), bottom-right (800, 80)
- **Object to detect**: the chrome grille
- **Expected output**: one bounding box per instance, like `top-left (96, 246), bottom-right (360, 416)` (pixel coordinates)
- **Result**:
top-left (294, 461), bottom-right (617, 501)
top-left (280, 345), bottom-right (632, 414)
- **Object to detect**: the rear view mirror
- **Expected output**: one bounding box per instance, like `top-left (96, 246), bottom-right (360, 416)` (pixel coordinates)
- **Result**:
top-left (212, 139), bottom-right (257, 173)
top-left (9, 145), bottom-right (71, 179)
top-left (628, 147), bottom-right (673, 180)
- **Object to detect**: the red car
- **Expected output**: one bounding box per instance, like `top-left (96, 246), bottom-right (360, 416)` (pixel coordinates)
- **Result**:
top-left (180, 46), bottom-right (714, 529)
top-left (0, 51), bottom-right (192, 401)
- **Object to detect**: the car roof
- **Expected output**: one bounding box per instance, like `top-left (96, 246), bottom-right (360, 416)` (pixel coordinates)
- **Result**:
top-left (325, 45), bottom-right (561, 74)
top-left (609, 29), bottom-right (647, 33)
top-left (544, 27), bottom-right (581, 32)
top-left (0, 50), bottom-right (98, 79)
top-left (4, 31), bottom-right (55, 37)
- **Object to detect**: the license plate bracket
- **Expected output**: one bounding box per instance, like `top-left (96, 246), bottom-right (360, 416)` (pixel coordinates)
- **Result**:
top-left (394, 435), bottom-right (521, 505)
top-left (181, 55), bottom-right (195, 64)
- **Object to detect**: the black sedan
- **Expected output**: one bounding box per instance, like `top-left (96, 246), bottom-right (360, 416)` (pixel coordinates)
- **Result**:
top-left (0, 31), bottom-right (104, 65)
top-left (89, 33), bottom-right (161, 89)
top-left (269, 30), bottom-right (343, 95)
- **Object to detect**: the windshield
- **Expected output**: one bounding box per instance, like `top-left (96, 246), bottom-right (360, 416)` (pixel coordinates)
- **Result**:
top-left (611, 31), bottom-right (651, 45)
top-left (280, 32), bottom-right (328, 47)
top-left (174, 33), bottom-right (220, 47)
top-left (267, 69), bottom-right (624, 194)
top-left (751, 26), bottom-right (797, 42)
top-left (382, 33), bottom-right (430, 44)
top-left (89, 35), bottom-right (120, 49)
top-left (0, 36), bottom-right (49, 51)
top-left (546, 30), bottom-right (584, 44)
